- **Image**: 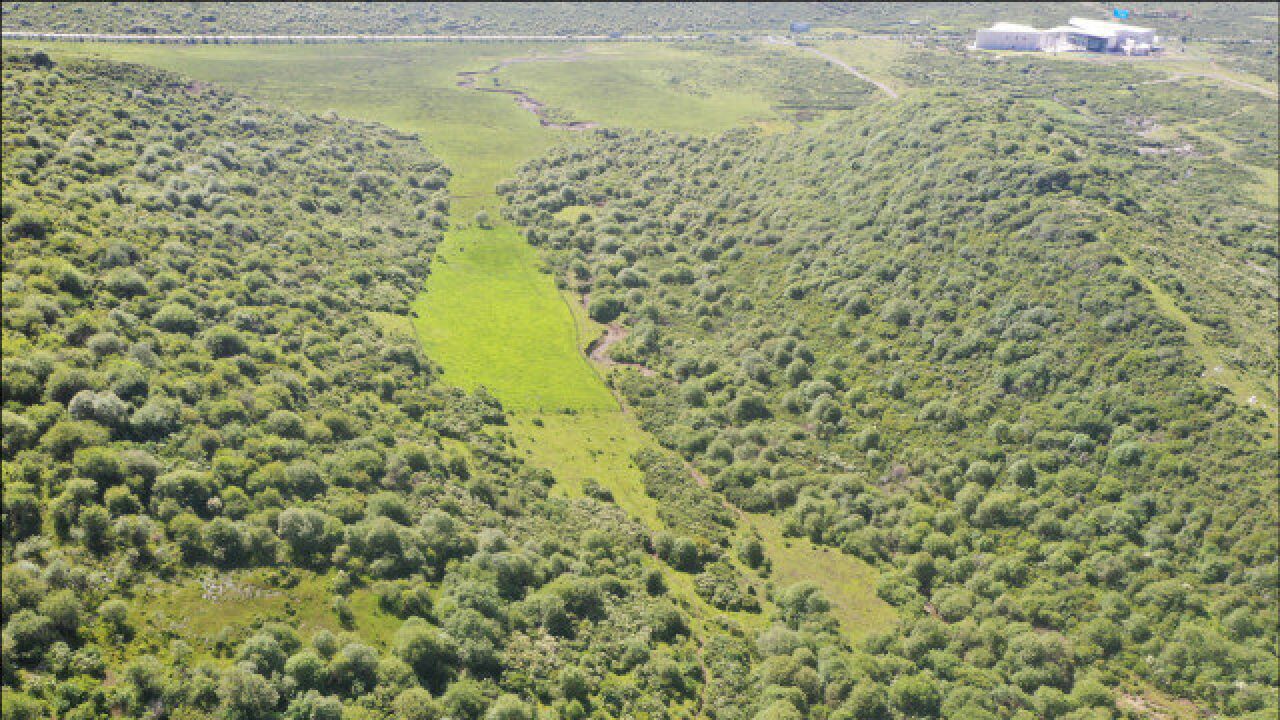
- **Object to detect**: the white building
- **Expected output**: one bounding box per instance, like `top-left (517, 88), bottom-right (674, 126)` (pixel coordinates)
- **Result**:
top-left (974, 22), bottom-right (1048, 51)
top-left (1064, 17), bottom-right (1156, 50)
top-left (975, 16), bottom-right (1157, 54)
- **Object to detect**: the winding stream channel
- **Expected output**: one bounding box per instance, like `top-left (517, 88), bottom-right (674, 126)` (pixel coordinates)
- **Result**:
top-left (455, 54), bottom-right (599, 130)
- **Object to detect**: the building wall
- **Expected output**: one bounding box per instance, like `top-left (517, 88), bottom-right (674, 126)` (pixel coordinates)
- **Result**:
top-left (975, 30), bottom-right (1044, 51)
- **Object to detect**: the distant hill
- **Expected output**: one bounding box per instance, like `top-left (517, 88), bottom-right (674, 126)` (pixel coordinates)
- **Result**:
top-left (4, 1), bottom-right (1276, 41)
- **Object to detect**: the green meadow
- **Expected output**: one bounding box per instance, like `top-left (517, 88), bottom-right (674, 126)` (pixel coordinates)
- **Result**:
top-left (55, 42), bottom-right (560, 198)
top-left (53, 38), bottom-right (893, 642)
top-left (497, 43), bottom-right (779, 132)
top-left (411, 223), bottom-right (615, 411)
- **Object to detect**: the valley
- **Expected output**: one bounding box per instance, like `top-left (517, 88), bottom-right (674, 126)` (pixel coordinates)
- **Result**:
top-left (2, 5), bottom-right (1275, 719)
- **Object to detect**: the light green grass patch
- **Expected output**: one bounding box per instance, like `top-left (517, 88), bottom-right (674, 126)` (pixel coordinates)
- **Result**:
top-left (1114, 250), bottom-right (1277, 427)
top-left (553, 204), bottom-right (596, 224)
top-left (1039, 46), bottom-right (1278, 99)
top-left (509, 410), bottom-right (658, 523)
top-left (368, 311), bottom-right (417, 340)
top-left (561, 288), bottom-right (604, 354)
top-left (131, 570), bottom-right (399, 662)
top-left (509, 409), bottom-right (769, 632)
top-left (412, 223), bottom-right (616, 412)
top-left (47, 42), bottom-right (570, 199)
top-left (751, 513), bottom-right (895, 641)
top-left (1246, 164), bottom-right (1278, 210)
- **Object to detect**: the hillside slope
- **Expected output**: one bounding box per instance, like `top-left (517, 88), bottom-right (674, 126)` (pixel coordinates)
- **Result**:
top-left (0, 51), bottom-right (748, 720)
top-left (505, 94), bottom-right (1278, 717)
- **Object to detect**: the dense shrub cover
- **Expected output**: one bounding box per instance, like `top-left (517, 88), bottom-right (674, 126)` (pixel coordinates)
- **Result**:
top-left (504, 92), bottom-right (1278, 716)
top-left (0, 12), bottom-right (1275, 718)
top-left (0, 52), bottom-right (744, 719)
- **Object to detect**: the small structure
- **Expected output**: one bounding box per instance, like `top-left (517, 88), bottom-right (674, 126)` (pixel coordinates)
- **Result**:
top-left (789, 22), bottom-right (811, 34)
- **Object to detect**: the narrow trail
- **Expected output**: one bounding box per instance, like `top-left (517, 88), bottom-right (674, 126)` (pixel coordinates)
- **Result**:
top-left (456, 53), bottom-right (600, 130)
top-left (799, 45), bottom-right (901, 99)
top-left (762, 36), bottom-right (900, 99)
top-left (1135, 61), bottom-right (1276, 98)
top-left (575, 291), bottom-right (659, 377)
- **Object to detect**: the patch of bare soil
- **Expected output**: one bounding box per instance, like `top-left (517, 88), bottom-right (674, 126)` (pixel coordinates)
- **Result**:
top-left (585, 322), bottom-right (656, 376)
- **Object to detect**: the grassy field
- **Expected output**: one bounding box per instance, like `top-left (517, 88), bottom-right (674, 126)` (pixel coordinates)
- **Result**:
top-left (497, 43), bottom-right (779, 132)
top-left (1114, 249), bottom-right (1276, 428)
top-left (751, 513), bottom-right (895, 641)
top-left (508, 408), bottom-right (893, 640)
top-left (412, 222), bottom-right (616, 411)
top-left (509, 411), bottom-right (656, 515)
top-left (53, 42), bottom-right (565, 199)
top-left (1036, 44), bottom-right (1278, 100)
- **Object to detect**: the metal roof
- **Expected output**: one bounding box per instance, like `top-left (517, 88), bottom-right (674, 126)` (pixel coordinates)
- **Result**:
top-left (987, 22), bottom-right (1041, 33)
top-left (1067, 17), bottom-right (1154, 35)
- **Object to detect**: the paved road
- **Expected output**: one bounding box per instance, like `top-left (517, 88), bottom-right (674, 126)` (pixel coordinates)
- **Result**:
top-left (0, 31), bottom-right (708, 44)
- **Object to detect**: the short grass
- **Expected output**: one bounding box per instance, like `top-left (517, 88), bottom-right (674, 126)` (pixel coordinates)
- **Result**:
top-left (553, 204), bottom-right (596, 224)
top-left (497, 43), bottom-right (781, 133)
top-left (368, 310), bottom-right (417, 340)
top-left (508, 409), bottom-right (891, 640)
top-left (1115, 249), bottom-right (1277, 428)
top-left (509, 410), bottom-right (658, 520)
top-left (1038, 45), bottom-right (1278, 99)
top-left (750, 513), bottom-right (895, 641)
top-left (46, 42), bottom-right (566, 199)
top-left (560, 287), bottom-right (604, 354)
top-left (509, 409), bottom-right (769, 632)
top-left (411, 222), bottom-right (616, 412)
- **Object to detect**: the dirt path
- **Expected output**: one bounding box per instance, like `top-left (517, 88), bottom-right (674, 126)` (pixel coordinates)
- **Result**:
top-left (801, 45), bottom-right (900, 99)
top-left (585, 323), bottom-right (657, 376)
top-left (578, 293), bottom-right (658, 376)
top-left (456, 53), bottom-right (600, 130)
top-left (763, 36), bottom-right (899, 99)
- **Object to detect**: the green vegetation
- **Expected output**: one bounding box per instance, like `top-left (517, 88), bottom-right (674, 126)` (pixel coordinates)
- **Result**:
top-left (0, 50), bottom-right (730, 720)
top-left (39, 41), bottom-right (564, 198)
top-left (412, 223), bottom-right (615, 412)
top-left (498, 45), bottom-right (775, 133)
top-left (505, 89), bottom-right (1278, 717)
top-left (8, 1), bottom-right (1277, 54)
top-left (497, 43), bottom-right (873, 132)
top-left (2, 3), bottom-right (1277, 719)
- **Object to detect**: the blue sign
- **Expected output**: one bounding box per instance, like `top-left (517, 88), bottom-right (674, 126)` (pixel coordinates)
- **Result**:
top-left (1113, 8), bottom-right (1130, 19)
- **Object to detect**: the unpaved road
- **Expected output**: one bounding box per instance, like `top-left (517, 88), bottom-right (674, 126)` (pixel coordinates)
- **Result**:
top-left (763, 36), bottom-right (900, 99)
top-left (799, 45), bottom-right (900, 99)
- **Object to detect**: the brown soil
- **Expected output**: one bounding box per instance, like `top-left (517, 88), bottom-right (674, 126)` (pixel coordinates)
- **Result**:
top-left (584, 322), bottom-right (657, 376)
